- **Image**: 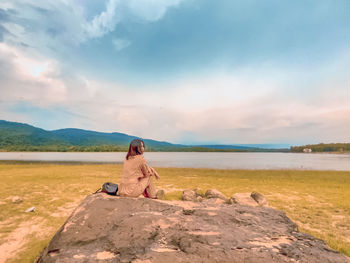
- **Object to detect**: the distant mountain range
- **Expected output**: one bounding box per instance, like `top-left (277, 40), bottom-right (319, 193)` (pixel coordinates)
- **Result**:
top-left (0, 120), bottom-right (290, 152)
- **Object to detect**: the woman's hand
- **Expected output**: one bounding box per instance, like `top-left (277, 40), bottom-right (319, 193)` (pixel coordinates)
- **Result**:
top-left (150, 167), bottom-right (160, 180)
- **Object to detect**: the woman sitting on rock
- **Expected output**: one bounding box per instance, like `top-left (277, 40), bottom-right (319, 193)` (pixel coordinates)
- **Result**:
top-left (118, 139), bottom-right (160, 198)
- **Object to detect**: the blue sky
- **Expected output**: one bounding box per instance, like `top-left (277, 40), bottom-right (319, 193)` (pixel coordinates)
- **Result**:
top-left (0, 0), bottom-right (350, 145)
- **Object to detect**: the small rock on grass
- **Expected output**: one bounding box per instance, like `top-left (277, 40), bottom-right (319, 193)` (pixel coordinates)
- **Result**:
top-left (230, 193), bottom-right (259, 206)
top-left (181, 189), bottom-right (204, 202)
top-left (193, 188), bottom-right (205, 197)
top-left (156, 190), bottom-right (166, 200)
top-left (25, 207), bottom-right (35, 213)
top-left (205, 189), bottom-right (227, 201)
top-left (181, 190), bottom-right (197, 201)
top-left (251, 191), bottom-right (268, 206)
top-left (12, 196), bottom-right (23, 204)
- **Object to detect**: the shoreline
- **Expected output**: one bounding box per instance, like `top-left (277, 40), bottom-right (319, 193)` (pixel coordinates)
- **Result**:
top-left (1, 160), bottom-right (350, 172)
top-left (0, 160), bottom-right (124, 165)
top-left (1, 152), bottom-right (350, 171)
top-left (1, 151), bottom-right (350, 154)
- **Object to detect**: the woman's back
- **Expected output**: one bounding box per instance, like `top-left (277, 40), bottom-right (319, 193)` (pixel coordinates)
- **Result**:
top-left (119, 139), bottom-right (159, 198)
top-left (121, 155), bottom-right (145, 185)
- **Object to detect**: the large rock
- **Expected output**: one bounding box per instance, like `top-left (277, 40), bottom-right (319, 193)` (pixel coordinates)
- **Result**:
top-left (181, 190), bottom-right (203, 202)
top-left (37, 194), bottom-right (349, 263)
top-left (181, 190), bottom-right (197, 201)
top-left (193, 188), bottom-right (205, 197)
top-left (231, 192), bottom-right (260, 206)
top-left (204, 189), bottom-right (227, 201)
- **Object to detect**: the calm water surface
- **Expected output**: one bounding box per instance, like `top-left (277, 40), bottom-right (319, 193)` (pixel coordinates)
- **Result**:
top-left (1, 152), bottom-right (350, 171)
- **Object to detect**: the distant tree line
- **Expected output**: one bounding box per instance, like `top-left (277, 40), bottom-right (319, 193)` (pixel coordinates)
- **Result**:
top-left (0, 144), bottom-right (290, 152)
top-left (0, 145), bottom-right (129, 152)
top-left (0, 145), bottom-right (251, 152)
top-left (290, 143), bottom-right (350, 153)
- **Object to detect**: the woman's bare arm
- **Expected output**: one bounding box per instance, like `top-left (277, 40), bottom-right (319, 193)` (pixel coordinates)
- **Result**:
top-left (138, 156), bottom-right (160, 180)
top-left (149, 167), bottom-right (160, 180)
top-left (140, 163), bottom-right (152, 179)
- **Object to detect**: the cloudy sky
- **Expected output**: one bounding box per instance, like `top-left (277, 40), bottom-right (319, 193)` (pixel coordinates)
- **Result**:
top-left (0, 0), bottom-right (349, 145)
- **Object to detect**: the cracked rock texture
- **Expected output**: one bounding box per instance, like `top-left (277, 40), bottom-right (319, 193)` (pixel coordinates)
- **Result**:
top-left (37, 194), bottom-right (349, 263)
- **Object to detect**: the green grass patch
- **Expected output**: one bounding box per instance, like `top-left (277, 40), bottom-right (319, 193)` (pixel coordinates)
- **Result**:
top-left (0, 163), bottom-right (349, 262)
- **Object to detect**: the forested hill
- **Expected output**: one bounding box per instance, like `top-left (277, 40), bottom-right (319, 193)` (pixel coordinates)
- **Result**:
top-left (0, 120), bottom-right (181, 151)
top-left (0, 120), bottom-right (288, 152)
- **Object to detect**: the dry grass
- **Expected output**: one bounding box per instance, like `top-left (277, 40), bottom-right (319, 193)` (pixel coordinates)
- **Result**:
top-left (0, 162), bottom-right (349, 262)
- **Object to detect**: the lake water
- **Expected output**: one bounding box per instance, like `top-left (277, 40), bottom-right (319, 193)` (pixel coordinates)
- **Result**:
top-left (1, 152), bottom-right (350, 171)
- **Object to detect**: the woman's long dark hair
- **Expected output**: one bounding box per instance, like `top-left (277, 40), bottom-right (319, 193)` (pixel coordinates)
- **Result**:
top-left (126, 139), bottom-right (145, 160)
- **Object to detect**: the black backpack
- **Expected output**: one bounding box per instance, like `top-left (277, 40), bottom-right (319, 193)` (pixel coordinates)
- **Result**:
top-left (94, 182), bottom-right (118, 196)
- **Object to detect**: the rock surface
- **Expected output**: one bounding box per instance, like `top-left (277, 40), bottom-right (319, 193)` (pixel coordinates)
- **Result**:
top-left (37, 194), bottom-right (349, 263)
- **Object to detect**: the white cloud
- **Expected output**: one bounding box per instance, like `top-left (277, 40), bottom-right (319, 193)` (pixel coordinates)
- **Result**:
top-left (0, 43), bottom-right (67, 105)
top-left (48, 68), bottom-right (349, 144)
top-left (0, 0), bottom-right (184, 51)
top-left (84, 0), bottom-right (184, 38)
top-left (1, 0), bottom-right (349, 144)
top-left (1, 39), bottom-right (349, 144)
top-left (84, 0), bottom-right (120, 38)
top-left (112, 38), bottom-right (131, 51)
top-left (127, 0), bottom-right (183, 21)
top-left (2, 64), bottom-right (349, 144)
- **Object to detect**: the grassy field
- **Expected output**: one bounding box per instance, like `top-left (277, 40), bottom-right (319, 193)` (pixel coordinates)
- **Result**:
top-left (0, 162), bottom-right (349, 262)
